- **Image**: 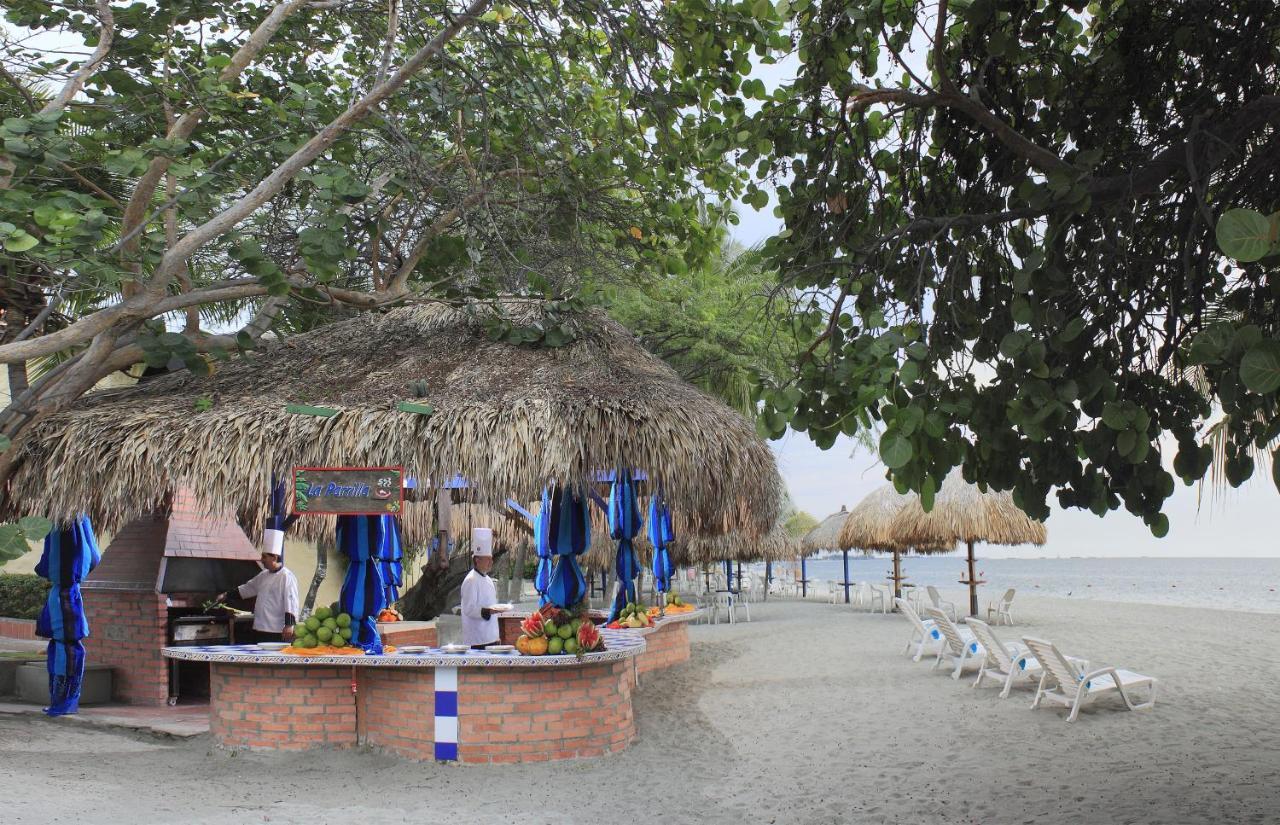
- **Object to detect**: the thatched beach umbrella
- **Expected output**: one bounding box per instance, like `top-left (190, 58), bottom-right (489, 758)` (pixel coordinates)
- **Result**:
top-left (6, 300), bottom-right (782, 551)
top-left (890, 471), bottom-right (1047, 617)
top-left (838, 485), bottom-right (951, 602)
top-left (800, 506), bottom-right (849, 599)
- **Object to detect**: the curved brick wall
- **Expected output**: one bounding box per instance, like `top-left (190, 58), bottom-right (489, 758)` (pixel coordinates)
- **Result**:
top-left (635, 622), bottom-right (690, 676)
top-left (209, 664), bottom-right (357, 751)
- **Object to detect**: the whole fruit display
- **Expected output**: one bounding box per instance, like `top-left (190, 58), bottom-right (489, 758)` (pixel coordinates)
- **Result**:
top-left (547, 636), bottom-right (564, 655)
top-left (305, 616), bottom-right (321, 632)
top-left (557, 624), bottom-right (573, 640)
top-left (314, 606), bottom-right (331, 621)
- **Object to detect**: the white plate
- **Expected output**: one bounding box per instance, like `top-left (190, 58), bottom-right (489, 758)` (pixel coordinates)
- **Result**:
top-left (485, 645), bottom-right (516, 654)
top-left (485, 603), bottom-right (514, 612)
top-left (257, 642), bottom-right (288, 651)
top-left (440, 643), bottom-right (470, 654)
top-left (397, 645), bottom-right (427, 654)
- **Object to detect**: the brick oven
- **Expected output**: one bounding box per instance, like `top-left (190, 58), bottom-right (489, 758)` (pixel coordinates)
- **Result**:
top-left (81, 491), bottom-right (262, 706)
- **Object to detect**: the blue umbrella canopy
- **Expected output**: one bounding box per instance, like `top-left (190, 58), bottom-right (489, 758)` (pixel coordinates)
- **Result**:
top-left (374, 515), bottom-right (404, 606)
top-left (607, 469), bottom-right (643, 620)
top-left (648, 492), bottom-right (674, 595)
top-left (533, 488), bottom-right (554, 605)
top-left (336, 515), bottom-right (390, 653)
top-left (35, 516), bottom-right (100, 716)
top-left (544, 486), bottom-right (590, 610)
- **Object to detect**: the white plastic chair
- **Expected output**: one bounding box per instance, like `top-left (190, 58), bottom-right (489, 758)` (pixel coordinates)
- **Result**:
top-left (735, 589), bottom-right (750, 622)
top-left (850, 581), bottom-right (867, 610)
top-left (968, 618), bottom-right (1085, 699)
top-left (927, 586), bottom-right (958, 622)
top-left (1022, 637), bottom-right (1158, 722)
top-left (895, 597), bottom-right (944, 661)
top-left (828, 580), bottom-right (842, 604)
top-left (868, 584), bottom-right (889, 614)
top-left (986, 588), bottom-right (1016, 626)
top-left (712, 591), bottom-right (735, 624)
top-left (925, 607), bottom-right (984, 679)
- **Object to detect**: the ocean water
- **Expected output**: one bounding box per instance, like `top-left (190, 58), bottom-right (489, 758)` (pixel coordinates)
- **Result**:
top-left (750, 556), bottom-right (1280, 614)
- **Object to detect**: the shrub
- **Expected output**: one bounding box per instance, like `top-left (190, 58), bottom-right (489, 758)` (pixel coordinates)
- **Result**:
top-left (0, 574), bottom-right (51, 620)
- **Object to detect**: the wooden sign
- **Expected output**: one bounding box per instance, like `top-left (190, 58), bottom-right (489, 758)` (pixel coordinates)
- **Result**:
top-left (292, 467), bottom-right (404, 515)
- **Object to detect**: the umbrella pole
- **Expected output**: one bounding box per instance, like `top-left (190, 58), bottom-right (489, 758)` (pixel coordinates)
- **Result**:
top-left (801, 556), bottom-right (808, 598)
top-left (842, 549), bottom-right (850, 603)
top-left (735, 560), bottom-right (742, 594)
top-left (966, 539), bottom-right (979, 617)
top-left (764, 560), bottom-right (771, 601)
top-left (892, 550), bottom-right (902, 603)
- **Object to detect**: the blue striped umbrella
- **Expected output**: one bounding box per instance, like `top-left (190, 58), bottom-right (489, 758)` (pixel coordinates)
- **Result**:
top-left (374, 516), bottom-right (404, 605)
top-left (607, 469), bottom-right (643, 621)
top-left (544, 486), bottom-right (590, 610)
top-left (533, 488), bottom-right (554, 605)
top-left (647, 492), bottom-right (674, 597)
top-left (336, 515), bottom-right (389, 654)
top-left (35, 517), bottom-right (100, 716)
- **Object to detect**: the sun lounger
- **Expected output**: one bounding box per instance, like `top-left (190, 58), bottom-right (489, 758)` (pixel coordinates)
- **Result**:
top-left (967, 619), bottom-right (1086, 699)
top-left (894, 597), bottom-right (944, 661)
top-left (1022, 637), bottom-right (1158, 722)
top-left (924, 607), bottom-right (983, 679)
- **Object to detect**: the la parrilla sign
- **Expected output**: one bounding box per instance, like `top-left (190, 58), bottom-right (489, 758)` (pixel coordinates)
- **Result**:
top-left (292, 466), bottom-right (404, 515)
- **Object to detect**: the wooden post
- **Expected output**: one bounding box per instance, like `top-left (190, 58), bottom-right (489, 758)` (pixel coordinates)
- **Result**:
top-left (967, 539), bottom-right (979, 617)
top-left (892, 550), bottom-right (902, 602)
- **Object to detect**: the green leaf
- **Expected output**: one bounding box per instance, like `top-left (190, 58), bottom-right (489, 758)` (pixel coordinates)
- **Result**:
top-left (0, 524), bottom-right (27, 561)
top-left (0, 435), bottom-right (10, 452)
top-left (1216, 208), bottom-right (1273, 262)
top-left (3, 232), bottom-right (39, 252)
top-left (18, 515), bottom-right (52, 540)
top-left (1239, 341), bottom-right (1280, 394)
top-left (1149, 513), bottom-right (1170, 538)
top-left (1101, 402), bottom-right (1132, 430)
top-left (1116, 429), bottom-right (1136, 457)
top-left (879, 433), bottom-right (913, 469)
top-left (1272, 448), bottom-right (1280, 494)
top-left (920, 476), bottom-right (936, 512)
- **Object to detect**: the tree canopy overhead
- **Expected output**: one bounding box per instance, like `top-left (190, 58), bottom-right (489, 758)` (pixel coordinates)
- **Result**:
top-left (662, 0), bottom-right (1279, 533)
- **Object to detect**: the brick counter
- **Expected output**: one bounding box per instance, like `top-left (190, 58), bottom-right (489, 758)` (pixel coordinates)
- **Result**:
top-left (210, 664), bottom-right (357, 751)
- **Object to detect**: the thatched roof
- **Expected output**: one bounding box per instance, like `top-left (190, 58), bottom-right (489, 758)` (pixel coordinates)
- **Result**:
top-left (679, 524), bottom-right (799, 564)
top-left (801, 505), bottom-right (850, 553)
top-left (890, 471), bottom-right (1047, 548)
top-left (7, 300), bottom-right (782, 547)
top-left (837, 484), bottom-right (952, 555)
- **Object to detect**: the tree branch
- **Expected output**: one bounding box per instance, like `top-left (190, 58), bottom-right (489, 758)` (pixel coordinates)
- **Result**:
top-left (39, 0), bottom-right (114, 116)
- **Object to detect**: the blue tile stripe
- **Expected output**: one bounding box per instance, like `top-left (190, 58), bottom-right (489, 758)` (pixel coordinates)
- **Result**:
top-left (434, 665), bottom-right (459, 761)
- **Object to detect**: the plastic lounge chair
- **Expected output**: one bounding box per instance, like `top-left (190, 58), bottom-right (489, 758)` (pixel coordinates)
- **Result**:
top-left (1022, 637), bottom-right (1158, 722)
top-left (967, 618), bottom-right (1084, 699)
top-left (986, 588), bottom-right (1017, 626)
top-left (926, 586), bottom-right (958, 622)
top-left (925, 607), bottom-right (984, 679)
top-left (895, 597), bottom-right (946, 661)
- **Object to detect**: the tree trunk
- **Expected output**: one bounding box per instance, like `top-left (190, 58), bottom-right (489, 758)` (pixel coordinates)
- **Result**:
top-left (302, 542), bottom-right (327, 617)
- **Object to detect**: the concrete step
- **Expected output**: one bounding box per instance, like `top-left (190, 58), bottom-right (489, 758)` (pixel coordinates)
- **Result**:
top-left (14, 662), bottom-right (113, 705)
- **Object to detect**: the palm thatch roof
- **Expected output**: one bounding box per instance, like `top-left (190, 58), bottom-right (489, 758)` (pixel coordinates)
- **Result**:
top-left (801, 505), bottom-right (850, 553)
top-left (679, 524), bottom-right (799, 565)
top-left (6, 300), bottom-right (783, 547)
top-left (837, 485), bottom-right (952, 555)
top-left (890, 471), bottom-right (1048, 548)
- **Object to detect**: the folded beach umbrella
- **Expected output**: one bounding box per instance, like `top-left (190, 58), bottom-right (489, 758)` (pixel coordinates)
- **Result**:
top-left (544, 486), bottom-right (590, 610)
top-left (35, 516), bottom-right (100, 716)
top-left (608, 469), bottom-right (643, 621)
top-left (374, 515), bottom-right (404, 606)
top-left (533, 488), bottom-right (553, 605)
top-left (336, 515), bottom-right (389, 653)
top-left (648, 491), bottom-right (674, 598)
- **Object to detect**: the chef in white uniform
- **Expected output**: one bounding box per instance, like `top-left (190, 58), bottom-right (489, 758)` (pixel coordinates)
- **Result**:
top-left (460, 527), bottom-right (501, 648)
top-left (217, 528), bottom-right (300, 643)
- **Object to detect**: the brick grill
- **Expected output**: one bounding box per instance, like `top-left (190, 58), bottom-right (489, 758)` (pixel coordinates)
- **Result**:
top-left (82, 490), bottom-right (261, 705)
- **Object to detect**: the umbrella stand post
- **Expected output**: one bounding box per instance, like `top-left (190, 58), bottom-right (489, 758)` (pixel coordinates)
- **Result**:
top-left (735, 561), bottom-right (742, 594)
top-left (891, 550), bottom-right (903, 605)
top-left (801, 556), bottom-right (808, 599)
top-left (764, 561), bottom-right (771, 601)
top-left (960, 539), bottom-right (982, 617)
top-left (842, 549), bottom-right (851, 603)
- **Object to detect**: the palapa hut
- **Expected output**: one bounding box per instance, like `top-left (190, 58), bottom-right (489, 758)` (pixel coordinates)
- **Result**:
top-left (5, 299), bottom-right (784, 616)
top-left (798, 506), bottom-right (849, 598)
top-left (837, 485), bottom-right (951, 603)
top-left (890, 471), bottom-right (1047, 617)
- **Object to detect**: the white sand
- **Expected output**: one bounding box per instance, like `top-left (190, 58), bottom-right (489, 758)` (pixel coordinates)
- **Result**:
top-left (2, 594), bottom-right (1277, 824)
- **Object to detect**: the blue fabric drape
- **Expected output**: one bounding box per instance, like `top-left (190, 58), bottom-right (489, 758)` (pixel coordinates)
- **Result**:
top-left (647, 493), bottom-right (674, 596)
top-left (336, 515), bottom-right (388, 654)
top-left (607, 470), bottom-right (643, 621)
top-left (374, 516), bottom-right (404, 605)
top-left (35, 517), bottom-right (100, 716)
top-left (533, 488), bottom-right (554, 605)
top-left (544, 486), bottom-right (590, 610)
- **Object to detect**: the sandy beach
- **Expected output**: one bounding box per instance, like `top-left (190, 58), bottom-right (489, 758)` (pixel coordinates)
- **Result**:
top-left (3, 593), bottom-right (1278, 824)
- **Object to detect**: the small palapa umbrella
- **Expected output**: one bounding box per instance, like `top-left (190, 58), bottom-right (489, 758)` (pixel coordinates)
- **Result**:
top-left (35, 517), bottom-right (101, 716)
top-left (839, 485), bottom-right (950, 603)
top-left (802, 506), bottom-right (851, 602)
top-left (533, 488), bottom-right (554, 604)
top-left (544, 486), bottom-right (591, 610)
top-left (890, 470), bottom-right (1047, 617)
top-left (648, 492), bottom-right (674, 598)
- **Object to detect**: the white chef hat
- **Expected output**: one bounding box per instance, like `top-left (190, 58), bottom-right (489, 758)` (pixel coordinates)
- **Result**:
top-left (262, 528), bottom-right (285, 558)
top-left (471, 527), bottom-right (493, 557)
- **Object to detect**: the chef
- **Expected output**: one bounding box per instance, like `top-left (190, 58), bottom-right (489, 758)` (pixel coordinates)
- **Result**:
top-left (216, 528), bottom-right (300, 643)
top-left (460, 527), bottom-right (501, 648)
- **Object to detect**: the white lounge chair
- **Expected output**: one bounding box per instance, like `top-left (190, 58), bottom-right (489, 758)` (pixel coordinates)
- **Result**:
top-left (967, 618), bottom-right (1085, 699)
top-left (895, 597), bottom-right (944, 661)
top-left (926, 586), bottom-right (958, 622)
top-left (1022, 637), bottom-right (1158, 722)
top-left (986, 588), bottom-right (1016, 626)
top-left (925, 607), bottom-right (983, 679)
